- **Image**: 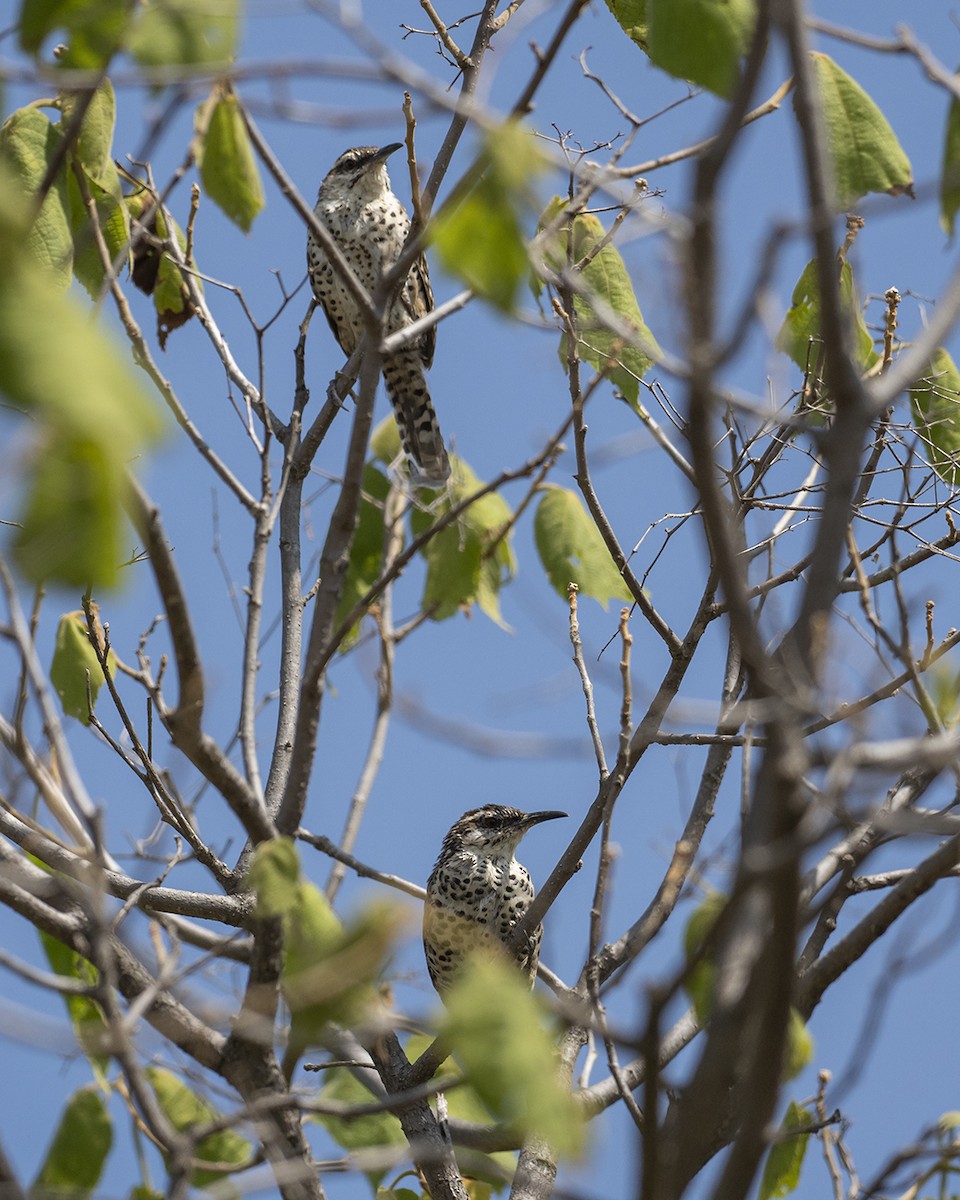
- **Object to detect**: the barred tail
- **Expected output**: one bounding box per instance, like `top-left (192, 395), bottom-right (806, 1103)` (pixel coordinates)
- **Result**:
top-left (381, 352), bottom-right (451, 488)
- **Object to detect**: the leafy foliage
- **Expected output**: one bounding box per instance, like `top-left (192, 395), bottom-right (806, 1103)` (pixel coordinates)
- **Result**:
top-left (807, 53), bottom-right (914, 210)
top-left (757, 1101), bottom-right (811, 1200)
top-left (538, 200), bottom-right (660, 407)
top-left (31, 1086), bottom-right (112, 1199)
top-left (647, 0), bottom-right (756, 98)
top-left (534, 485), bottom-right (632, 608)
top-left (441, 954), bottom-right (585, 1156)
top-left (940, 84), bottom-right (960, 237)
top-left (39, 933), bottom-right (109, 1077)
top-left (50, 609), bottom-right (118, 723)
top-left (196, 83), bottom-right (265, 232)
top-left (775, 258), bottom-right (878, 376)
top-left (145, 1068), bottom-right (251, 1190)
top-left (910, 348), bottom-right (960, 487)
top-left (432, 123), bottom-right (546, 311)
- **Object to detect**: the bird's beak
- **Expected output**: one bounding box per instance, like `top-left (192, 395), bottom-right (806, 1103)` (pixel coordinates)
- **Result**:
top-left (375, 142), bottom-right (404, 164)
top-left (521, 810), bottom-right (567, 828)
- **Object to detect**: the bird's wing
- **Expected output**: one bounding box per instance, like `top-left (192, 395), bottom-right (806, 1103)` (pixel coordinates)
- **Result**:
top-left (404, 252), bottom-right (435, 369)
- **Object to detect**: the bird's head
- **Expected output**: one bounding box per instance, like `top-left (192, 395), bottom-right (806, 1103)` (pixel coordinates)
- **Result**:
top-left (320, 142), bottom-right (403, 200)
top-left (442, 805), bottom-right (567, 859)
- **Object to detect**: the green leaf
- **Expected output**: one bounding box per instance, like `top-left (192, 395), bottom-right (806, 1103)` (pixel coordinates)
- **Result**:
top-left (129, 0), bottom-right (238, 68)
top-left (910, 348), bottom-right (960, 488)
top-left (648, 0), bottom-right (756, 98)
top-left (196, 84), bottom-right (265, 232)
top-left (39, 933), bottom-right (109, 1075)
top-left (50, 609), bottom-right (117, 723)
top-left (19, 0), bottom-right (128, 67)
top-left (941, 81), bottom-right (960, 237)
top-left (540, 204), bottom-right (660, 406)
top-left (603, 0), bottom-right (647, 49)
top-left (14, 433), bottom-right (127, 588)
top-left (31, 1086), bottom-right (112, 1199)
top-left (775, 258), bottom-right (878, 375)
top-left (68, 165), bottom-right (131, 297)
top-left (315, 1068), bottom-right (406, 1187)
top-left (807, 53), bottom-right (914, 210)
top-left (682, 890), bottom-right (726, 1023)
top-left (335, 463), bottom-right (393, 650)
top-left (59, 80), bottom-right (116, 183)
top-left (441, 954), bottom-right (585, 1156)
top-left (758, 1101), bottom-right (811, 1200)
top-left (432, 123), bottom-right (545, 311)
top-left (783, 1008), bottom-right (814, 1081)
top-left (145, 1068), bottom-right (251, 1190)
top-left (0, 106), bottom-right (73, 287)
top-left (533, 485), bottom-right (632, 609)
top-left (410, 459), bottom-right (516, 625)
top-left (247, 839), bottom-right (401, 1050)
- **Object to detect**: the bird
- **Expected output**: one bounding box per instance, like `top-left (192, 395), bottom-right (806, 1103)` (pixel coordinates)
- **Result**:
top-left (306, 142), bottom-right (451, 487)
top-left (423, 805), bottom-right (566, 997)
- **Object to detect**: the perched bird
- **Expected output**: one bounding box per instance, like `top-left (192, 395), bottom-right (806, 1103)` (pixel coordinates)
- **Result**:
top-left (423, 805), bottom-right (566, 997)
top-left (307, 142), bottom-right (451, 487)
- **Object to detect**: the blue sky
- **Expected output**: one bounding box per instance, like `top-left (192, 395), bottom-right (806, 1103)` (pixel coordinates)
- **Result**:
top-left (2, 3), bottom-right (960, 1198)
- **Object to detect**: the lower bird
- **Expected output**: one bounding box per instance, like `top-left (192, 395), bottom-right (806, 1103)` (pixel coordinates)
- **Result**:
top-left (306, 142), bottom-right (451, 487)
top-left (423, 805), bottom-right (566, 997)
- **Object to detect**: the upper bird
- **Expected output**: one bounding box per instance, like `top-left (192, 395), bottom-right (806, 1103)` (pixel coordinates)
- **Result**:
top-left (423, 805), bottom-right (566, 998)
top-left (307, 143), bottom-right (451, 487)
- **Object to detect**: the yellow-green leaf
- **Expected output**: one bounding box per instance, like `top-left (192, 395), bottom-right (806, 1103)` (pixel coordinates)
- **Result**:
top-left (410, 459), bottom-right (515, 624)
top-left (775, 258), bottom-right (878, 375)
top-left (758, 1101), bottom-right (811, 1200)
top-left (432, 123), bottom-right (545, 311)
top-left (68, 165), bottom-right (131, 297)
top-left (441, 954), bottom-right (584, 1156)
top-left (807, 53), bottom-right (913, 210)
top-left (60, 81), bottom-right (116, 183)
top-left (533, 485), bottom-right (631, 609)
top-left (910, 348), bottom-right (960, 488)
top-left (682, 891), bottom-right (726, 1023)
top-left (145, 1068), bottom-right (251, 1190)
top-left (50, 610), bottom-right (117, 723)
top-left (648, 0), bottom-right (755, 98)
top-left (540, 204), bottom-right (660, 406)
top-left (315, 1068), bottom-right (406, 1187)
top-left (941, 82), bottom-right (960, 236)
top-left (129, 0), bottom-right (238, 68)
top-left (196, 85), bottom-right (264, 232)
top-left (603, 0), bottom-right (647, 49)
top-left (32, 1086), bottom-right (112, 1199)
top-left (783, 1008), bottom-right (814, 1081)
top-left (19, 0), bottom-right (128, 68)
top-left (335, 463), bottom-right (393, 650)
top-left (0, 106), bottom-right (72, 287)
top-left (39, 932), bottom-right (109, 1077)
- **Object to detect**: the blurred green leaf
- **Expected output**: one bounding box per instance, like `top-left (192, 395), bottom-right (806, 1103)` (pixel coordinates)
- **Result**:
top-left (410, 459), bottom-right (515, 625)
top-left (129, 0), bottom-right (238, 68)
top-left (682, 890), bottom-right (726, 1023)
top-left (19, 0), bottom-right (128, 67)
top-left (603, 0), bottom-right (647, 49)
top-left (335, 463), bottom-right (393, 651)
top-left (196, 84), bottom-right (264, 232)
top-left (540, 203), bottom-right (660, 406)
top-left (807, 53), bottom-right (913, 210)
top-left (941, 83), bottom-right (960, 237)
top-left (248, 839), bottom-right (401, 1052)
top-left (31, 1086), bottom-right (112, 1199)
top-left (38, 932), bottom-right (109, 1076)
top-left (758, 1101), bottom-right (811, 1200)
top-left (441, 954), bottom-right (585, 1156)
top-left (145, 1067), bottom-right (251, 1190)
top-left (775, 258), bottom-right (878, 375)
top-left (50, 609), bottom-right (117, 723)
top-left (533, 485), bottom-right (631, 609)
top-left (783, 1008), bottom-right (814, 1081)
top-left (432, 123), bottom-right (545, 311)
top-left (910, 348), bottom-right (960, 488)
top-left (315, 1068), bottom-right (406, 1187)
top-left (647, 0), bottom-right (755, 98)
top-left (0, 106), bottom-right (73, 287)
